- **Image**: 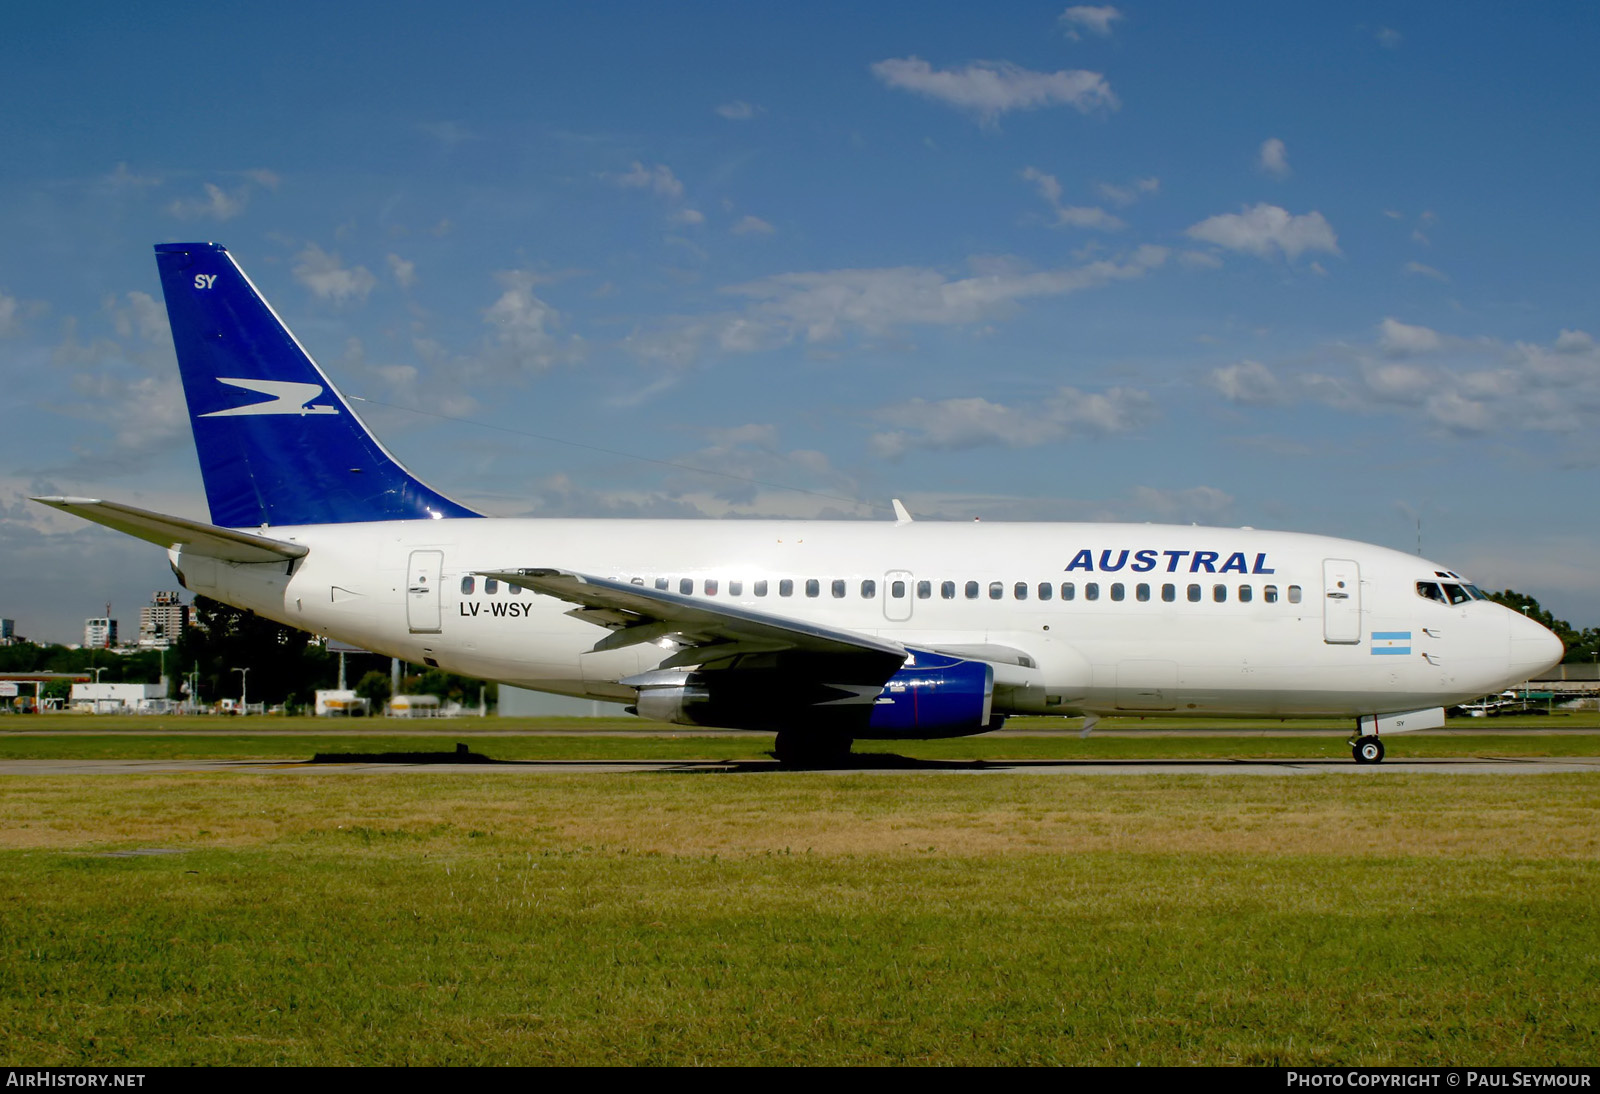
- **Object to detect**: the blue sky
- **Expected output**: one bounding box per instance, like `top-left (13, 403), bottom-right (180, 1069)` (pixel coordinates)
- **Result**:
top-left (2, 2), bottom-right (1598, 642)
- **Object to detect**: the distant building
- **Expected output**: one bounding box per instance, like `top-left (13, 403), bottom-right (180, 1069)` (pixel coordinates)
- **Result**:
top-left (138, 591), bottom-right (189, 649)
top-left (0, 619), bottom-right (13, 646)
top-left (70, 682), bottom-right (167, 713)
top-left (84, 617), bottom-right (118, 649)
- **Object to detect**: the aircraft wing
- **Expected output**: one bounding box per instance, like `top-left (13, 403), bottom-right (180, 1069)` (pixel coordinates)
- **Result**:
top-left (30, 497), bottom-right (309, 563)
top-left (478, 567), bottom-right (908, 674)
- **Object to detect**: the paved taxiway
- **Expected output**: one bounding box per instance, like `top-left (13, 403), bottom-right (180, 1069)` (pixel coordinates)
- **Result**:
top-left (4, 757), bottom-right (1598, 776)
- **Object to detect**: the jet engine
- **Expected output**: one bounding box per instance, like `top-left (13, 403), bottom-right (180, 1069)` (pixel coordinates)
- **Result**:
top-left (627, 648), bottom-right (996, 740)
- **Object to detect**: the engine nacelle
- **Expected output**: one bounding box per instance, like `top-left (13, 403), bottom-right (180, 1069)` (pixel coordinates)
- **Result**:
top-left (626, 648), bottom-right (996, 739)
top-left (862, 649), bottom-right (994, 738)
top-left (632, 680), bottom-right (713, 725)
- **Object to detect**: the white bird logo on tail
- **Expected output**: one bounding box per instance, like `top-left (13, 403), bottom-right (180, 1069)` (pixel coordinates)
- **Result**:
top-left (200, 378), bottom-right (339, 417)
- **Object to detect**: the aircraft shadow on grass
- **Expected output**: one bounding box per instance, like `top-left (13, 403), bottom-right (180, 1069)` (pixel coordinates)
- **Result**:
top-left (296, 746), bottom-right (1454, 772)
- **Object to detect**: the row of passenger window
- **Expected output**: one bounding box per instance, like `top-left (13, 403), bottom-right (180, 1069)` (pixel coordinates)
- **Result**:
top-left (458, 573), bottom-right (1302, 605)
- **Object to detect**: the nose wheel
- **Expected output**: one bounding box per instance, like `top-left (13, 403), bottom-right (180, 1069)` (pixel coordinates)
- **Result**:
top-left (1350, 735), bottom-right (1385, 764)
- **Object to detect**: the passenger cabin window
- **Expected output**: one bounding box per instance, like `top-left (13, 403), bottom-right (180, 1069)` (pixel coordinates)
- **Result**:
top-left (460, 576), bottom-right (475, 595)
top-left (680, 578), bottom-right (694, 595)
top-left (917, 580), bottom-right (932, 599)
top-left (1264, 585), bottom-right (1279, 603)
top-left (965, 581), bottom-right (980, 600)
top-left (1137, 583), bottom-right (1150, 602)
top-left (942, 581), bottom-right (956, 599)
top-left (754, 580), bottom-right (768, 597)
top-left (1238, 585), bottom-right (1252, 603)
top-left (1085, 583), bottom-right (1100, 601)
top-left (1038, 583), bottom-right (1053, 601)
top-left (861, 579), bottom-right (876, 598)
top-left (1213, 584), bottom-right (1226, 603)
top-left (1187, 584), bottom-right (1201, 603)
top-left (779, 579), bottom-right (794, 597)
top-left (1110, 583), bottom-right (1125, 602)
top-left (832, 579), bottom-right (846, 598)
top-left (989, 582), bottom-right (1003, 600)
top-left (1288, 585), bottom-right (1302, 604)
top-left (729, 581), bottom-right (743, 596)
top-left (655, 577), bottom-right (669, 591)
top-left (891, 580), bottom-right (906, 598)
top-left (485, 578), bottom-right (499, 595)
top-left (1014, 582), bottom-right (1028, 600)
top-left (508, 583), bottom-right (522, 595)
top-left (1062, 582), bottom-right (1076, 601)
top-left (1162, 583), bottom-right (1175, 603)
top-left (705, 579), bottom-right (718, 596)
top-left (805, 579), bottom-right (820, 598)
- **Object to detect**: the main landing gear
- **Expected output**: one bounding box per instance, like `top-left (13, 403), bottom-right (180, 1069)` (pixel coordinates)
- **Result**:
top-left (773, 731), bottom-right (854, 768)
top-left (1350, 734), bottom-right (1385, 764)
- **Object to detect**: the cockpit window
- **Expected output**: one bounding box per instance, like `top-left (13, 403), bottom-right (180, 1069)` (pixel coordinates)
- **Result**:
top-left (1441, 583), bottom-right (1472, 605)
top-left (1462, 584), bottom-right (1488, 600)
top-left (1417, 581), bottom-right (1446, 603)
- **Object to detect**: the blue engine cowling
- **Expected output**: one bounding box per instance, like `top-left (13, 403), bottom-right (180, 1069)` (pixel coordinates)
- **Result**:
top-left (863, 649), bottom-right (994, 738)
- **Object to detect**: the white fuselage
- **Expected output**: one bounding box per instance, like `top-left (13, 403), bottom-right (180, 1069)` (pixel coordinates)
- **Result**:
top-left (172, 517), bottom-right (1562, 725)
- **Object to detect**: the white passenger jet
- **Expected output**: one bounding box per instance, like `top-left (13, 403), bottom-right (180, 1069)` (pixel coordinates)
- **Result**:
top-left (34, 243), bottom-right (1564, 763)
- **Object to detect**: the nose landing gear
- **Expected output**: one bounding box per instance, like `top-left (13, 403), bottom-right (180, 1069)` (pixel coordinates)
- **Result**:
top-left (1349, 734), bottom-right (1385, 764)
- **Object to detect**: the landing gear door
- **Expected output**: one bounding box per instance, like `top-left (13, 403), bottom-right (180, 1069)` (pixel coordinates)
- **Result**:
top-left (407, 550), bottom-right (444, 634)
top-left (1322, 557), bottom-right (1361, 644)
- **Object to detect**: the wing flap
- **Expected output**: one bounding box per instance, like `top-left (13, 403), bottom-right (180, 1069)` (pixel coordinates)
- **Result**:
top-left (31, 497), bottom-right (309, 563)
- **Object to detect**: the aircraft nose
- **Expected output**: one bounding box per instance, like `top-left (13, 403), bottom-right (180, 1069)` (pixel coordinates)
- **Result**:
top-left (1507, 610), bottom-right (1564, 679)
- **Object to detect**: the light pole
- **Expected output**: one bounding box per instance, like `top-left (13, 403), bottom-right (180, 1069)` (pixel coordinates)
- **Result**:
top-left (232, 667), bottom-right (250, 716)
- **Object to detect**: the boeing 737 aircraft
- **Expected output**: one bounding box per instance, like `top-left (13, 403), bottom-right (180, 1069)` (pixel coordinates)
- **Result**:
top-left (35, 243), bottom-right (1564, 763)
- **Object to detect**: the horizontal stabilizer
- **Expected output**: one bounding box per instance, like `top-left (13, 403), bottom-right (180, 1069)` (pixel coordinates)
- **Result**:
top-left (31, 497), bottom-right (309, 563)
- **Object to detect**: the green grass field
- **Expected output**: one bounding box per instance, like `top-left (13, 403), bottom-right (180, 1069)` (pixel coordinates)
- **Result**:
top-left (2, 716), bottom-right (1597, 1065)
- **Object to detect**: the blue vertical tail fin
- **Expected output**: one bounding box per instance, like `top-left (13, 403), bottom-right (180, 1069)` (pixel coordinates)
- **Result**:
top-left (154, 242), bottom-right (479, 527)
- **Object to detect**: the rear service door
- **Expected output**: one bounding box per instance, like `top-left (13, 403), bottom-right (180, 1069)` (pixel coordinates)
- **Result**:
top-left (407, 550), bottom-right (444, 634)
top-left (1322, 558), bottom-right (1361, 644)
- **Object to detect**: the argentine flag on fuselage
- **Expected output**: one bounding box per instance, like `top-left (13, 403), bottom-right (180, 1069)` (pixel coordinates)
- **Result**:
top-left (1370, 631), bottom-right (1412, 655)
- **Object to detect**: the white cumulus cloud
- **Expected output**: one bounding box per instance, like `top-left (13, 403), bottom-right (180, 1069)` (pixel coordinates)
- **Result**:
top-left (1209, 360), bottom-right (1285, 406)
top-left (167, 182), bottom-right (247, 221)
top-left (1097, 177), bottom-right (1159, 207)
top-left (1258, 138), bottom-right (1291, 179)
top-left (1021, 167), bottom-right (1125, 231)
top-left (715, 100), bottom-right (761, 120)
top-left (731, 215), bottom-right (776, 236)
top-left (1378, 317), bottom-right (1443, 356)
top-left (614, 161), bottom-right (685, 199)
top-left (871, 57), bottom-right (1117, 124)
top-left (292, 245), bottom-right (377, 305)
top-left (871, 386), bottom-right (1155, 458)
top-left (1058, 5), bottom-right (1122, 38)
top-left (1185, 204), bottom-right (1339, 261)
top-left (484, 271), bottom-right (563, 370)
top-left (387, 253), bottom-right (417, 289)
